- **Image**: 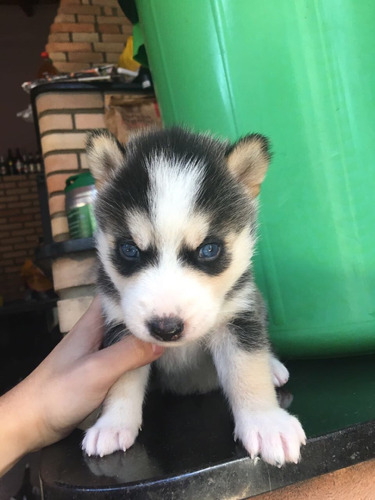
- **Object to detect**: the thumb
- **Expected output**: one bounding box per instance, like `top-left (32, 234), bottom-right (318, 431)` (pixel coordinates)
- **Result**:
top-left (90, 335), bottom-right (164, 386)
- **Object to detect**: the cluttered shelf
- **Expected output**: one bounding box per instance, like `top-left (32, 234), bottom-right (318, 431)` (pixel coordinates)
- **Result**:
top-left (40, 354), bottom-right (375, 499)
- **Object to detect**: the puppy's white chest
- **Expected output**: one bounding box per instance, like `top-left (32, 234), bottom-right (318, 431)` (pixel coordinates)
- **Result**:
top-left (155, 343), bottom-right (220, 395)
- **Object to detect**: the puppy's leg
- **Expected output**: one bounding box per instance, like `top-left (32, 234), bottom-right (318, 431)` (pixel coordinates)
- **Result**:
top-left (212, 335), bottom-right (305, 466)
top-left (270, 355), bottom-right (289, 387)
top-left (82, 364), bottom-right (150, 457)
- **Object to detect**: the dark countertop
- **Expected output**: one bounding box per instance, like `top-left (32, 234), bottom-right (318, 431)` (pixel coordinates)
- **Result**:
top-left (40, 355), bottom-right (375, 499)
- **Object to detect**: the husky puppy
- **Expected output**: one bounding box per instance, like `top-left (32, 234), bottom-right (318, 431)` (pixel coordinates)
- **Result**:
top-left (82, 127), bottom-right (306, 466)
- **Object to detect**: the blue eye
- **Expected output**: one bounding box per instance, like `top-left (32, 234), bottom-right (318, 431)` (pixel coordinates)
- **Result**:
top-left (198, 243), bottom-right (221, 260)
top-left (119, 243), bottom-right (140, 260)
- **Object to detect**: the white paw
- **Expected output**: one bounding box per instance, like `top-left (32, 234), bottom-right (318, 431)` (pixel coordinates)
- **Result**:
top-left (82, 417), bottom-right (139, 457)
top-left (235, 407), bottom-right (306, 466)
top-left (270, 357), bottom-right (289, 387)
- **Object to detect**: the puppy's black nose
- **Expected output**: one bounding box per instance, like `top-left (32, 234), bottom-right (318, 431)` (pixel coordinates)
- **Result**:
top-left (147, 316), bottom-right (184, 342)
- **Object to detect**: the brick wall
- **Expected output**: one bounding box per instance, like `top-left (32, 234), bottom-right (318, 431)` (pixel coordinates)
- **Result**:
top-left (35, 88), bottom-right (160, 331)
top-left (35, 90), bottom-right (106, 241)
top-left (46, 0), bottom-right (132, 72)
top-left (0, 175), bottom-right (43, 303)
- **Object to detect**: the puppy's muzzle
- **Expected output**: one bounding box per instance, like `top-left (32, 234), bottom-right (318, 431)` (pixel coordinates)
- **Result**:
top-left (147, 316), bottom-right (184, 342)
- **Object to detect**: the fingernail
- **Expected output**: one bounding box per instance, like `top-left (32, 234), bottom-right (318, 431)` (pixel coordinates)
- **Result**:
top-left (152, 344), bottom-right (165, 355)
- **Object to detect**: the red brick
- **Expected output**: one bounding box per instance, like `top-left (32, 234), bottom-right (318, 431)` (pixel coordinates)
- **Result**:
top-left (48, 52), bottom-right (67, 62)
top-left (46, 42), bottom-right (92, 53)
top-left (51, 216), bottom-right (69, 240)
top-left (54, 13), bottom-right (75, 22)
top-left (22, 207), bottom-right (40, 215)
top-left (72, 33), bottom-right (99, 43)
top-left (49, 33), bottom-right (71, 43)
top-left (17, 179), bottom-right (35, 188)
top-left (14, 241), bottom-right (38, 251)
top-left (41, 132), bottom-right (86, 154)
top-left (96, 16), bottom-right (126, 24)
top-left (9, 215), bottom-right (34, 223)
top-left (51, 23), bottom-right (95, 33)
top-left (5, 188), bottom-right (29, 196)
top-left (33, 221), bottom-right (42, 229)
top-left (92, 0), bottom-right (117, 4)
top-left (101, 34), bottom-right (126, 43)
top-left (94, 41), bottom-right (124, 52)
top-left (77, 14), bottom-right (95, 22)
top-left (11, 250), bottom-right (29, 259)
top-left (54, 62), bottom-right (91, 72)
top-left (105, 52), bottom-right (120, 64)
top-left (79, 153), bottom-right (89, 170)
top-left (25, 238), bottom-right (38, 244)
top-left (44, 153), bottom-right (79, 175)
top-left (39, 114), bottom-right (73, 134)
top-left (98, 24), bottom-right (120, 34)
top-left (36, 92), bottom-right (103, 113)
top-left (16, 202), bottom-right (33, 209)
top-left (92, 0), bottom-right (117, 5)
top-left (0, 246), bottom-right (14, 254)
top-left (15, 193), bottom-right (38, 201)
top-left (0, 209), bottom-right (17, 217)
top-left (75, 112), bottom-right (105, 129)
top-left (2, 236), bottom-right (23, 245)
top-left (121, 25), bottom-right (132, 35)
top-left (68, 52), bottom-right (104, 63)
top-left (3, 181), bottom-right (16, 188)
top-left (47, 173), bottom-right (75, 194)
top-left (11, 228), bottom-right (35, 236)
top-left (1, 223), bottom-right (23, 233)
top-left (59, 5), bottom-right (101, 15)
top-left (49, 194), bottom-right (66, 215)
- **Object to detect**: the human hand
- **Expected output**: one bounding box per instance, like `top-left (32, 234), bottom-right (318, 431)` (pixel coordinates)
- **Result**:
top-left (0, 296), bottom-right (164, 475)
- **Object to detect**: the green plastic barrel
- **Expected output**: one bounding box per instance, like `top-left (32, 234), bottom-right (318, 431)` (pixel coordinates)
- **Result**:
top-left (133, 0), bottom-right (375, 358)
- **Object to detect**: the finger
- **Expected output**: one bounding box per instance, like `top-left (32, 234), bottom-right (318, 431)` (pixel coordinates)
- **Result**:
top-left (90, 335), bottom-right (164, 386)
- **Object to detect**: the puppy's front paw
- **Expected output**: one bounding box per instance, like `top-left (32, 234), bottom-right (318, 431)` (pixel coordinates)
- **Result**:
top-left (235, 408), bottom-right (306, 466)
top-left (270, 357), bottom-right (289, 387)
top-left (82, 417), bottom-right (139, 457)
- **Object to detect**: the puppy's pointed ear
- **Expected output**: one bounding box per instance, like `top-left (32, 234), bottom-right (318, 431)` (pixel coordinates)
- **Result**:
top-left (226, 134), bottom-right (271, 198)
top-left (86, 129), bottom-right (126, 188)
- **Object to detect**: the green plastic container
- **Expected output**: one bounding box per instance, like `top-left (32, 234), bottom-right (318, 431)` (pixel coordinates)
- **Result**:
top-left (134, 0), bottom-right (375, 358)
top-left (65, 172), bottom-right (97, 239)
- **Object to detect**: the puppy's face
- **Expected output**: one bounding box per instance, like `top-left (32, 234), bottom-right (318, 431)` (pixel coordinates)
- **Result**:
top-left (87, 128), bottom-right (270, 345)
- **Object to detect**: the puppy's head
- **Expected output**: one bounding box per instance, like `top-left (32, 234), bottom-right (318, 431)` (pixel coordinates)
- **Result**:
top-left (87, 127), bottom-right (270, 345)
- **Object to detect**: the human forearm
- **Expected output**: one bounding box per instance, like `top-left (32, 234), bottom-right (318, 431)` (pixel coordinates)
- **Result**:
top-left (0, 297), bottom-right (164, 477)
top-left (0, 381), bottom-right (42, 476)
